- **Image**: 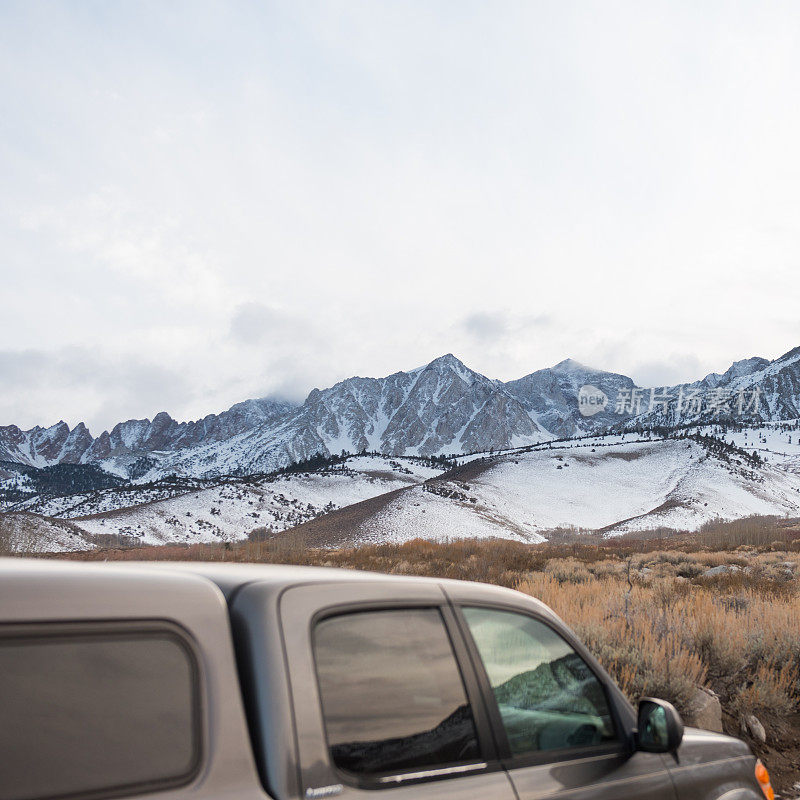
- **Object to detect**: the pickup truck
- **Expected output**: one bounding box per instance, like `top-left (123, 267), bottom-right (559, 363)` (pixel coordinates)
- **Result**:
top-left (0, 558), bottom-right (774, 800)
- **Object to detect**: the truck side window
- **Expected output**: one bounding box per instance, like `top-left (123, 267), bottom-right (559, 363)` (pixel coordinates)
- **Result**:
top-left (0, 624), bottom-right (201, 800)
top-left (313, 608), bottom-right (480, 776)
top-left (462, 607), bottom-right (616, 756)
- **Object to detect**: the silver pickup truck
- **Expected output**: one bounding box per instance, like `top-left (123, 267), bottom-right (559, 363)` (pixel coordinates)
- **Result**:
top-left (0, 559), bottom-right (774, 800)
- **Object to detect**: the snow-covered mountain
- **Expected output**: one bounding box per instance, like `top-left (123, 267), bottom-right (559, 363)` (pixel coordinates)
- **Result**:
top-left (153, 354), bottom-right (550, 478)
top-left (0, 421), bottom-right (95, 466)
top-left (0, 397), bottom-right (294, 471)
top-left (504, 359), bottom-right (636, 437)
top-left (301, 354), bottom-right (547, 456)
top-left (5, 347), bottom-right (800, 486)
top-left (0, 354), bottom-right (554, 481)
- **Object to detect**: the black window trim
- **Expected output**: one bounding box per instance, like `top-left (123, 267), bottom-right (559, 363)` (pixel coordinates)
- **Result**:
top-left (449, 600), bottom-right (631, 770)
top-left (0, 618), bottom-right (205, 800)
top-left (308, 601), bottom-right (503, 790)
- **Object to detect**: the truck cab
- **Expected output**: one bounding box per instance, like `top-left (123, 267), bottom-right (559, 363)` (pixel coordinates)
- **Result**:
top-left (0, 559), bottom-right (772, 800)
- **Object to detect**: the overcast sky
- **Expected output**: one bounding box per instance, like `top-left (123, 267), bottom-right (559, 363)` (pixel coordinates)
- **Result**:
top-left (3, 1), bottom-right (800, 433)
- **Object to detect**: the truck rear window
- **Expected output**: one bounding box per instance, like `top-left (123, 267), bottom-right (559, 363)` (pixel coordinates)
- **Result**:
top-left (0, 622), bottom-right (201, 800)
top-left (313, 608), bottom-right (479, 778)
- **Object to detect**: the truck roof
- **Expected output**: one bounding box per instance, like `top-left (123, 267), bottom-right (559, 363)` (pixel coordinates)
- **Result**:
top-left (0, 558), bottom-right (562, 639)
top-left (0, 557), bottom-right (515, 602)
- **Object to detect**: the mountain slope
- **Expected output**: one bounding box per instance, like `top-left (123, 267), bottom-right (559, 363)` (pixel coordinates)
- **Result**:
top-left (0, 512), bottom-right (97, 553)
top-left (312, 435), bottom-right (800, 545)
top-left (7, 429), bottom-right (800, 552)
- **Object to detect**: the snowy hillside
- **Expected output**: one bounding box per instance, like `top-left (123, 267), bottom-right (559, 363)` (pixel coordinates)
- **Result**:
top-left (6, 430), bottom-right (800, 553)
top-left (304, 435), bottom-right (800, 546)
top-left (689, 421), bottom-right (800, 468)
top-left (1, 455), bottom-right (443, 552)
top-left (0, 512), bottom-right (96, 553)
top-left (8, 479), bottom-right (207, 518)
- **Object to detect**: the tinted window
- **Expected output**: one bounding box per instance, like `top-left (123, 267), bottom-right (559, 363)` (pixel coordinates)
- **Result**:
top-left (0, 625), bottom-right (200, 800)
top-left (314, 609), bottom-right (479, 776)
top-left (462, 607), bottom-right (615, 756)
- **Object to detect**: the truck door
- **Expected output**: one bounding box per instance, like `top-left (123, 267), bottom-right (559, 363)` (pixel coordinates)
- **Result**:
top-left (279, 581), bottom-right (517, 800)
top-left (449, 600), bottom-right (678, 800)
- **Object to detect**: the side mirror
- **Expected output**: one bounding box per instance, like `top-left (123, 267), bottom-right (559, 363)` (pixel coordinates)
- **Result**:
top-left (636, 698), bottom-right (684, 753)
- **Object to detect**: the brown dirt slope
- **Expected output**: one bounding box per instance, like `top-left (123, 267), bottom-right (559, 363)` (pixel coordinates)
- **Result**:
top-left (286, 456), bottom-right (501, 547)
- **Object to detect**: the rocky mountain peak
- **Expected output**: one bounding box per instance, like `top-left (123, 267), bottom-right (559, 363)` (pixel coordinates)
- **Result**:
top-left (420, 353), bottom-right (489, 388)
top-left (551, 357), bottom-right (593, 374)
top-left (426, 352), bottom-right (465, 369)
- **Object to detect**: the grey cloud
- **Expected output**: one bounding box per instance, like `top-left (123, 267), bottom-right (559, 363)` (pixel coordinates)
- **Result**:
top-left (0, 350), bottom-right (50, 384)
top-left (258, 355), bottom-right (322, 405)
top-left (0, 348), bottom-right (192, 434)
top-left (462, 312), bottom-right (508, 340)
top-left (630, 355), bottom-right (706, 389)
top-left (229, 303), bottom-right (306, 345)
top-left (461, 311), bottom-right (552, 342)
top-left (227, 304), bottom-right (342, 405)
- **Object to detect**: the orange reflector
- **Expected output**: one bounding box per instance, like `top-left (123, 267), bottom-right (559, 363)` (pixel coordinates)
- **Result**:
top-left (755, 759), bottom-right (775, 800)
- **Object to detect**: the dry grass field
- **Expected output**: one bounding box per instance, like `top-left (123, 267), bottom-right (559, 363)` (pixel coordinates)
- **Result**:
top-left (51, 514), bottom-right (800, 794)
